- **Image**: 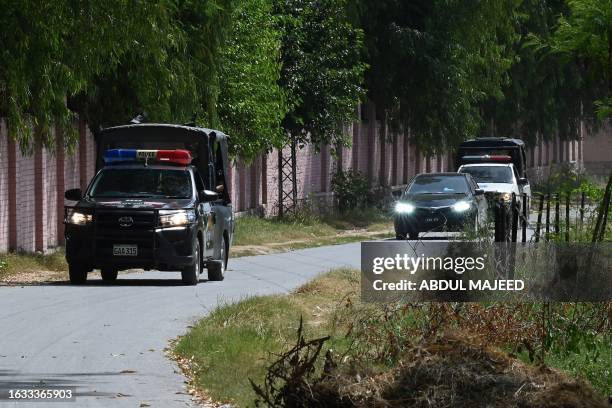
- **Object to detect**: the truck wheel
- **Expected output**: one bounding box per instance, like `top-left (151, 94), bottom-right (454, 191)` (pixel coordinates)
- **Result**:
top-left (408, 231), bottom-right (419, 240)
top-left (69, 264), bottom-right (88, 284)
top-left (101, 268), bottom-right (118, 282)
top-left (181, 239), bottom-right (201, 286)
top-left (207, 235), bottom-right (227, 282)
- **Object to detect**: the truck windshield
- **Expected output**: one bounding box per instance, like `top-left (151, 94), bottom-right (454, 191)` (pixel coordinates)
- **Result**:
top-left (89, 168), bottom-right (192, 198)
top-left (460, 166), bottom-right (513, 184)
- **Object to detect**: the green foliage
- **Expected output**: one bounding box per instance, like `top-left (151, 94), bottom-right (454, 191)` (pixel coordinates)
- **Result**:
top-left (359, 0), bottom-right (518, 153)
top-left (483, 0), bottom-right (593, 144)
top-left (331, 169), bottom-right (369, 211)
top-left (276, 0), bottom-right (366, 150)
top-left (0, 1), bottom-right (234, 152)
top-left (535, 165), bottom-right (604, 200)
top-left (548, 0), bottom-right (612, 119)
top-left (217, 0), bottom-right (287, 158)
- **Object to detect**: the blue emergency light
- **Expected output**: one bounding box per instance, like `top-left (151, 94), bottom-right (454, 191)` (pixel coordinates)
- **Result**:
top-left (103, 149), bottom-right (138, 163)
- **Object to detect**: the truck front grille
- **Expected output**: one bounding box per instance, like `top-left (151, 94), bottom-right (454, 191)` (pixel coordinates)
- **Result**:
top-left (94, 210), bottom-right (157, 261)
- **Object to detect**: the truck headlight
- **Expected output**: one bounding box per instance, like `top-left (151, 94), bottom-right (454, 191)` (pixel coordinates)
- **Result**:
top-left (395, 202), bottom-right (415, 214)
top-left (65, 209), bottom-right (93, 225)
top-left (159, 210), bottom-right (196, 227)
top-left (452, 201), bottom-right (471, 212)
top-left (498, 193), bottom-right (512, 202)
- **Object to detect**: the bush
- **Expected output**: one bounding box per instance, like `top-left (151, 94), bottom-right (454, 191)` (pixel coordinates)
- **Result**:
top-left (331, 169), bottom-right (369, 212)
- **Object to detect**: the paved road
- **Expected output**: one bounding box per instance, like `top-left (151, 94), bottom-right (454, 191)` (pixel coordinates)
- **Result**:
top-left (0, 243), bottom-right (362, 407)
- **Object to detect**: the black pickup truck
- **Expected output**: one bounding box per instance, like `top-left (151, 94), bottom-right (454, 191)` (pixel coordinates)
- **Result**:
top-left (64, 124), bottom-right (234, 285)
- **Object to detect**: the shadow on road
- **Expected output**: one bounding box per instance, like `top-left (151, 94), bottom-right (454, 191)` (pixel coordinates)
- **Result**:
top-left (0, 276), bottom-right (215, 288)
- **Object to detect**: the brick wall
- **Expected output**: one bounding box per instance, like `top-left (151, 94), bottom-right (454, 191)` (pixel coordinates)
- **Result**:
top-left (0, 104), bottom-right (594, 253)
top-left (0, 120), bottom-right (8, 252)
top-left (583, 122), bottom-right (612, 177)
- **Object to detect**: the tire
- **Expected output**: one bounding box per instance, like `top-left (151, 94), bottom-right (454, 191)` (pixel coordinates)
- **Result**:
top-left (101, 267), bottom-right (118, 282)
top-left (408, 231), bottom-right (419, 240)
top-left (68, 264), bottom-right (88, 285)
top-left (207, 234), bottom-right (227, 282)
top-left (181, 238), bottom-right (201, 286)
top-left (395, 233), bottom-right (406, 240)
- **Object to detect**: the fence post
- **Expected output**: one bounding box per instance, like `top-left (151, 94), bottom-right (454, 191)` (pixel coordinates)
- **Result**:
top-left (554, 194), bottom-right (560, 235)
top-left (535, 193), bottom-right (544, 243)
top-left (545, 194), bottom-right (551, 241)
top-left (522, 193), bottom-right (528, 243)
top-left (511, 193), bottom-right (518, 243)
top-left (494, 199), bottom-right (506, 242)
top-left (565, 193), bottom-right (570, 242)
top-left (579, 191), bottom-right (585, 231)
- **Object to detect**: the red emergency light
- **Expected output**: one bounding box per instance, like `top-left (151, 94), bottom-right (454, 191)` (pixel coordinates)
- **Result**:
top-left (155, 150), bottom-right (192, 166)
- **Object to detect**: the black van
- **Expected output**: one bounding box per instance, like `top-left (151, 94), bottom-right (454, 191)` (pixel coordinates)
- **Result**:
top-left (64, 124), bottom-right (234, 285)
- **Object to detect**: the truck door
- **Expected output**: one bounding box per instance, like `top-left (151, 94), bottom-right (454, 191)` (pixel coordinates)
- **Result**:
top-left (194, 170), bottom-right (214, 258)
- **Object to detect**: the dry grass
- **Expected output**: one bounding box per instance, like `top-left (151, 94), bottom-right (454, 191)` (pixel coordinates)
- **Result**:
top-left (0, 250), bottom-right (68, 283)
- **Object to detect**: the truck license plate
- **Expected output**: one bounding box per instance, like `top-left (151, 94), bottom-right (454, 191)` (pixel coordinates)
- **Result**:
top-left (425, 217), bottom-right (440, 223)
top-left (113, 245), bottom-right (138, 256)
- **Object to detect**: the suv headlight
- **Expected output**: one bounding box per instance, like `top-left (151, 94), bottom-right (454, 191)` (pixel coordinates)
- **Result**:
top-left (159, 210), bottom-right (196, 227)
top-left (452, 201), bottom-right (471, 212)
top-left (65, 209), bottom-right (93, 225)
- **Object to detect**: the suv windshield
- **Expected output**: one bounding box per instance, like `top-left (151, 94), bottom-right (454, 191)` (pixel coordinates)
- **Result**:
top-left (460, 166), bottom-right (512, 184)
top-left (407, 176), bottom-right (469, 195)
top-left (89, 168), bottom-right (192, 198)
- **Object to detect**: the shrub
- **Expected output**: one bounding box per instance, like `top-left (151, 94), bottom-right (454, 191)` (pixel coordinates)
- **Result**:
top-left (331, 169), bottom-right (369, 212)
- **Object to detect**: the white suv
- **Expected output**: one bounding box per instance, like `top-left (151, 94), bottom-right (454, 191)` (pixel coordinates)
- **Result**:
top-left (458, 163), bottom-right (531, 213)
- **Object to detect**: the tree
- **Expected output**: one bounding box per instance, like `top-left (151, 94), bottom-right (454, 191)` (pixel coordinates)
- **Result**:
top-left (358, 0), bottom-right (518, 152)
top-left (482, 0), bottom-right (595, 144)
top-left (276, 0), bottom-right (366, 150)
top-left (546, 0), bottom-right (612, 120)
top-left (217, 0), bottom-right (286, 159)
top-left (0, 0), bottom-right (235, 151)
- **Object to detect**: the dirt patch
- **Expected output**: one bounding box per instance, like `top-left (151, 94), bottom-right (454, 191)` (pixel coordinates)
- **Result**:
top-left (0, 269), bottom-right (67, 285)
top-left (270, 332), bottom-right (608, 408)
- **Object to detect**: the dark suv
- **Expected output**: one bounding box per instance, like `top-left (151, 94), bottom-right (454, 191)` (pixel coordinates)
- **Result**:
top-left (64, 124), bottom-right (234, 285)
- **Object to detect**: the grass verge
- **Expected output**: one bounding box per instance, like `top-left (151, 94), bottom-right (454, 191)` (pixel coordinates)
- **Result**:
top-left (172, 268), bottom-right (360, 407)
top-left (173, 269), bottom-right (610, 407)
top-left (232, 207), bottom-right (392, 256)
top-left (0, 250), bottom-right (67, 282)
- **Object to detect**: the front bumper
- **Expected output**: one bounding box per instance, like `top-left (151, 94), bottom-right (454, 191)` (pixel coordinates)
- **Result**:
top-left (394, 207), bottom-right (477, 235)
top-left (65, 212), bottom-right (197, 271)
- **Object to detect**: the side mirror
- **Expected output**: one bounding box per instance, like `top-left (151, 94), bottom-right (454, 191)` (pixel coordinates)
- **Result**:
top-left (200, 190), bottom-right (219, 202)
top-left (65, 188), bottom-right (82, 201)
top-left (474, 189), bottom-right (485, 196)
top-left (518, 177), bottom-right (528, 185)
top-left (391, 190), bottom-right (403, 199)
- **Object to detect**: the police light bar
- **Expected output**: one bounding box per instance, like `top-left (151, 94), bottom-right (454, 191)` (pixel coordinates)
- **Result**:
top-left (461, 154), bottom-right (511, 162)
top-left (103, 149), bottom-right (192, 166)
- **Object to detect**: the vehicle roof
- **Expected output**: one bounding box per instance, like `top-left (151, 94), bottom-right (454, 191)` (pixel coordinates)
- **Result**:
top-left (458, 163), bottom-right (515, 168)
top-left (101, 163), bottom-right (194, 171)
top-left (98, 123), bottom-right (228, 140)
top-left (415, 172), bottom-right (467, 177)
top-left (459, 137), bottom-right (524, 148)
